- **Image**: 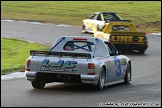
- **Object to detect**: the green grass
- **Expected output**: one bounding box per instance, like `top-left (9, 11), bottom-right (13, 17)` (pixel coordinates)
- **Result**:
top-left (1, 1), bottom-right (161, 32)
top-left (1, 38), bottom-right (50, 75)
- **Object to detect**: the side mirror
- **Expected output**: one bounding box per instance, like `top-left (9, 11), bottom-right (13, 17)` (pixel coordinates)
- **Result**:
top-left (117, 51), bottom-right (122, 55)
top-left (89, 15), bottom-right (94, 19)
top-left (116, 51), bottom-right (119, 55)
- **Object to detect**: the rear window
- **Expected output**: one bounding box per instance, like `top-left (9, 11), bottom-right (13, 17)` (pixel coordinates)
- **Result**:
top-left (112, 25), bottom-right (130, 31)
top-left (63, 41), bottom-right (95, 52)
top-left (103, 13), bottom-right (121, 21)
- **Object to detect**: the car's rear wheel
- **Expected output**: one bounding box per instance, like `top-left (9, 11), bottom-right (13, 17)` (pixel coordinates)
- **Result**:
top-left (97, 67), bottom-right (105, 90)
top-left (31, 75), bottom-right (45, 89)
top-left (124, 63), bottom-right (131, 84)
top-left (138, 50), bottom-right (145, 54)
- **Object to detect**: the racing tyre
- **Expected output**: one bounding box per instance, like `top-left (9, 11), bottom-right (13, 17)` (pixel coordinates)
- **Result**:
top-left (97, 67), bottom-right (105, 90)
top-left (31, 77), bottom-right (45, 89)
top-left (97, 25), bottom-right (100, 31)
top-left (138, 50), bottom-right (145, 54)
top-left (82, 25), bottom-right (86, 33)
top-left (124, 63), bottom-right (131, 84)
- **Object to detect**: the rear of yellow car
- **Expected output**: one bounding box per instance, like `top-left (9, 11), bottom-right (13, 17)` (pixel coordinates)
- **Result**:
top-left (93, 22), bottom-right (148, 54)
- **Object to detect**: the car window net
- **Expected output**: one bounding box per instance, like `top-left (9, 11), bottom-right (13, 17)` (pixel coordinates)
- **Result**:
top-left (63, 41), bottom-right (95, 52)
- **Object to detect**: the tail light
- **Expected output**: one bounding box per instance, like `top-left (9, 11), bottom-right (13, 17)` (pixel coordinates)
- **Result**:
top-left (25, 59), bottom-right (30, 71)
top-left (88, 63), bottom-right (95, 75)
top-left (144, 36), bottom-right (148, 45)
top-left (73, 38), bottom-right (87, 41)
top-left (109, 35), bottom-right (112, 41)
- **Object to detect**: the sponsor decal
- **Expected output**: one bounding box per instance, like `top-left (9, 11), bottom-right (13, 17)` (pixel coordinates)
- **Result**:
top-left (96, 58), bottom-right (111, 64)
top-left (97, 58), bottom-right (110, 62)
top-left (88, 22), bottom-right (93, 28)
top-left (110, 36), bottom-right (144, 43)
top-left (40, 59), bottom-right (78, 73)
top-left (107, 68), bottom-right (111, 77)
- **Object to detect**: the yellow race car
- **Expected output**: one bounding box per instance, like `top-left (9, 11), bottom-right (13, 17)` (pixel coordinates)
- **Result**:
top-left (93, 21), bottom-right (148, 54)
top-left (82, 12), bottom-right (131, 33)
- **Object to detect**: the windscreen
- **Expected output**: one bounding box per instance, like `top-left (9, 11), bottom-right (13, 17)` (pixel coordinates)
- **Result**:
top-left (103, 13), bottom-right (121, 21)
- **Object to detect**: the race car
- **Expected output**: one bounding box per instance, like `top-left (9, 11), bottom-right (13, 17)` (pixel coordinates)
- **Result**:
top-left (25, 36), bottom-right (132, 90)
top-left (82, 12), bottom-right (131, 33)
top-left (93, 22), bottom-right (148, 54)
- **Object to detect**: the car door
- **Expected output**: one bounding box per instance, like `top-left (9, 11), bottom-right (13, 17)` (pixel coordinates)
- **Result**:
top-left (104, 42), bottom-right (116, 83)
top-left (85, 14), bottom-right (97, 30)
top-left (104, 42), bottom-right (124, 82)
top-left (89, 13), bottom-right (104, 32)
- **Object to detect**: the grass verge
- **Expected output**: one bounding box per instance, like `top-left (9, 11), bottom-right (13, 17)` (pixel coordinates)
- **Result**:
top-left (1, 1), bottom-right (161, 32)
top-left (1, 38), bottom-right (50, 75)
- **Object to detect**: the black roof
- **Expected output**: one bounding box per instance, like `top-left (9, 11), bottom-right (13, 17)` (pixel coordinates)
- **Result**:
top-left (94, 12), bottom-right (117, 14)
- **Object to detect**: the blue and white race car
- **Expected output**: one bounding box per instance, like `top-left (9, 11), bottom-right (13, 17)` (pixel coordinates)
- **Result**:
top-left (82, 12), bottom-right (131, 33)
top-left (25, 36), bottom-right (132, 90)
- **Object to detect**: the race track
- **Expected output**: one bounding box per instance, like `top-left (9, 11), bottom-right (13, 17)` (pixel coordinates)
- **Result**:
top-left (1, 20), bottom-right (161, 107)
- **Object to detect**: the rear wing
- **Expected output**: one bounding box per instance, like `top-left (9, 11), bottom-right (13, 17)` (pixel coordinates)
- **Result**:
top-left (30, 50), bottom-right (91, 59)
top-left (110, 31), bottom-right (146, 36)
top-left (106, 20), bottom-right (131, 23)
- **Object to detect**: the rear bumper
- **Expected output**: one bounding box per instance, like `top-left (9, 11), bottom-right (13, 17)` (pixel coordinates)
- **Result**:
top-left (81, 75), bottom-right (99, 85)
top-left (25, 71), bottom-right (99, 85)
top-left (25, 71), bottom-right (37, 81)
top-left (130, 44), bottom-right (148, 50)
top-left (115, 44), bottom-right (148, 51)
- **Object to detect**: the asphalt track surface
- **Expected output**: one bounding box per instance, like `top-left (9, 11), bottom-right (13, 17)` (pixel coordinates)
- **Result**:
top-left (1, 20), bottom-right (161, 107)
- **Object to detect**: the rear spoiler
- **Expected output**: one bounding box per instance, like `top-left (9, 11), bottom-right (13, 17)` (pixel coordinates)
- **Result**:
top-left (30, 50), bottom-right (91, 59)
top-left (106, 20), bottom-right (131, 23)
top-left (110, 31), bottom-right (146, 36)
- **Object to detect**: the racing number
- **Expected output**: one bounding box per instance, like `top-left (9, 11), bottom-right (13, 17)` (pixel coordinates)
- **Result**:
top-left (114, 58), bottom-right (121, 77)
